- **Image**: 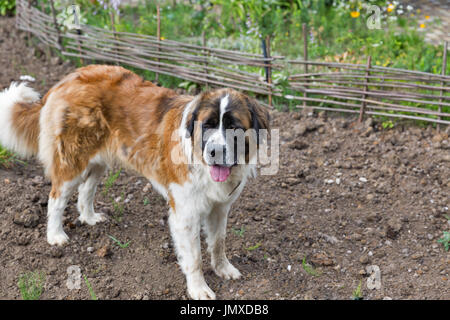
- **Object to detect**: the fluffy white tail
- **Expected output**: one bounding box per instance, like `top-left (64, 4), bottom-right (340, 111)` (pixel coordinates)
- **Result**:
top-left (0, 82), bottom-right (42, 158)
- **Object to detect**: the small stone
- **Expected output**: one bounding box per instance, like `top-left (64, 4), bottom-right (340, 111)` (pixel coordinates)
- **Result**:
top-left (311, 252), bottom-right (334, 266)
top-left (359, 177), bottom-right (368, 183)
top-left (366, 265), bottom-right (381, 290)
top-left (411, 253), bottom-right (423, 260)
top-left (87, 247), bottom-right (95, 253)
top-left (359, 254), bottom-right (369, 264)
top-left (13, 209), bottom-right (40, 228)
top-left (96, 245), bottom-right (111, 258)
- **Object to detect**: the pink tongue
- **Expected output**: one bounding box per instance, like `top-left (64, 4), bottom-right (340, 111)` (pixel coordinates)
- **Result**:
top-left (210, 165), bottom-right (231, 182)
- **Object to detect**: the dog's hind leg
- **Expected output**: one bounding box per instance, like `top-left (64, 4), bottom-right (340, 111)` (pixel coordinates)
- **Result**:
top-left (77, 164), bottom-right (107, 226)
top-left (47, 176), bottom-right (82, 246)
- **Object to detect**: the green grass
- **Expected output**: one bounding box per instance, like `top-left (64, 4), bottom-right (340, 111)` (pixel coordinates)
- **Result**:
top-left (17, 271), bottom-right (45, 300)
top-left (108, 234), bottom-right (131, 248)
top-left (352, 280), bottom-right (363, 300)
top-left (232, 225), bottom-right (245, 237)
top-left (246, 242), bottom-right (262, 251)
top-left (103, 169), bottom-right (122, 196)
top-left (0, 146), bottom-right (15, 167)
top-left (302, 257), bottom-right (321, 277)
top-left (111, 192), bottom-right (125, 223)
top-left (437, 231), bottom-right (450, 251)
top-left (83, 275), bottom-right (98, 300)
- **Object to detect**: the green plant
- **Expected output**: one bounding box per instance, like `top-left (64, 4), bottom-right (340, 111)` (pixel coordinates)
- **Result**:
top-left (382, 120), bottom-right (394, 129)
top-left (83, 275), bottom-right (98, 300)
top-left (108, 234), bottom-right (131, 248)
top-left (112, 192), bottom-right (125, 222)
top-left (0, 146), bottom-right (15, 167)
top-left (143, 197), bottom-right (150, 206)
top-left (246, 242), bottom-right (261, 251)
top-left (437, 231), bottom-right (450, 251)
top-left (103, 169), bottom-right (122, 196)
top-left (0, 0), bottom-right (15, 16)
top-left (302, 257), bottom-right (321, 277)
top-left (18, 271), bottom-right (45, 300)
top-left (232, 225), bottom-right (245, 237)
top-left (352, 280), bottom-right (363, 300)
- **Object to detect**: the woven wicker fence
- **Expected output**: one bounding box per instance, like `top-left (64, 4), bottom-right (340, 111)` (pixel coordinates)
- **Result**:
top-left (15, 0), bottom-right (450, 127)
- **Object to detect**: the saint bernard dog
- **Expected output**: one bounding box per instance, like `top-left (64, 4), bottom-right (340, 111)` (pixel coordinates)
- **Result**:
top-left (0, 65), bottom-right (269, 300)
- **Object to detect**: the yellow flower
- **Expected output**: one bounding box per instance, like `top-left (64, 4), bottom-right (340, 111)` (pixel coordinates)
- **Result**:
top-left (350, 11), bottom-right (360, 18)
top-left (160, 36), bottom-right (165, 40)
top-left (295, 23), bottom-right (300, 27)
top-left (410, 13), bottom-right (415, 17)
top-left (420, 23), bottom-right (426, 28)
top-left (387, 4), bottom-right (395, 12)
top-left (417, 9), bottom-right (421, 13)
top-left (425, 15), bottom-right (430, 20)
top-left (285, 32), bottom-right (289, 36)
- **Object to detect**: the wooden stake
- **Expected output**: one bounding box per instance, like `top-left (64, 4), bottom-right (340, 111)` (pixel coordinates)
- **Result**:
top-left (359, 56), bottom-right (372, 123)
top-left (49, 0), bottom-right (61, 49)
top-left (438, 41), bottom-right (447, 132)
top-left (110, 10), bottom-right (118, 65)
top-left (302, 23), bottom-right (308, 108)
top-left (266, 35), bottom-right (272, 107)
top-left (155, 4), bottom-right (161, 84)
top-left (202, 30), bottom-right (209, 90)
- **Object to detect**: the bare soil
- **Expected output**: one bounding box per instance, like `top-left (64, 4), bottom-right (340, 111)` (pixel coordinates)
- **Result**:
top-left (1, 17), bottom-right (449, 300)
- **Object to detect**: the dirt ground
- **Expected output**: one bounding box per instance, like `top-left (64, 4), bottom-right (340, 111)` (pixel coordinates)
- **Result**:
top-left (1, 17), bottom-right (449, 300)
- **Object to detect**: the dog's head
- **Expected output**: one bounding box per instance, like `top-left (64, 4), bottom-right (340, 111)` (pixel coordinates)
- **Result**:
top-left (184, 88), bottom-right (270, 182)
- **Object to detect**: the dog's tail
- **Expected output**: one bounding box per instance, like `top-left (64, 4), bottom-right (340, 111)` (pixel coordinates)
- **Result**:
top-left (0, 82), bottom-right (43, 158)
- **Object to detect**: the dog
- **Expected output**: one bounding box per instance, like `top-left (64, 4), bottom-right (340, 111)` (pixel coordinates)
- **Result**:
top-left (0, 65), bottom-right (269, 300)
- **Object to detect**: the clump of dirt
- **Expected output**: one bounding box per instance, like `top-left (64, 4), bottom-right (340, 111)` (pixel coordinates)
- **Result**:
top-left (1, 17), bottom-right (449, 300)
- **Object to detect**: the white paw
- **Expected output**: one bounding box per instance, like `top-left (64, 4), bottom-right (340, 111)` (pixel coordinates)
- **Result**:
top-left (79, 212), bottom-right (106, 226)
top-left (188, 282), bottom-right (216, 300)
top-left (214, 261), bottom-right (242, 280)
top-left (47, 230), bottom-right (69, 246)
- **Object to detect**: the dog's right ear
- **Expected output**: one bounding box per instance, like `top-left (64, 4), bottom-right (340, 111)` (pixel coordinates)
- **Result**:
top-left (185, 98), bottom-right (201, 139)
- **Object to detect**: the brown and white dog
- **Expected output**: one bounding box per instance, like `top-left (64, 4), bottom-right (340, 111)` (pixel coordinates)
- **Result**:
top-left (0, 65), bottom-right (269, 299)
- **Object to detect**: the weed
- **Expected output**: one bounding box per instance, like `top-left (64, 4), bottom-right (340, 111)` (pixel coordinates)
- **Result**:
top-left (302, 257), bottom-right (321, 277)
top-left (143, 197), bottom-right (150, 206)
top-left (112, 192), bottom-right (125, 222)
top-left (352, 280), bottom-right (363, 300)
top-left (17, 271), bottom-right (45, 300)
top-left (437, 231), bottom-right (450, 251)
top-left (246, 242), bottom-right (262, 251)
top-left (232, 225), bottom-right (245, 237)
top-left (382, 120), bottom-right (394, 130)
top-left (108, 234), bottom-right (131, 248)
top-left (83, 275), bottom-right (98, 300)
top-left (103, 169), bottom-right (122, 196)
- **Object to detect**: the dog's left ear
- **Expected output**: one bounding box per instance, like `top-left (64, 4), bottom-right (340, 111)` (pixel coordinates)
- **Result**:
top-left (245, 96), bottom-right (270, 144)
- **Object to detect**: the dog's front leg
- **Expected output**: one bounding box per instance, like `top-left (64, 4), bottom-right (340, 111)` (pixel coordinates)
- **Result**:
top-left (204, 204), bottom-right (242, 280)
top-left (168, 207), bottom-right (216, 300)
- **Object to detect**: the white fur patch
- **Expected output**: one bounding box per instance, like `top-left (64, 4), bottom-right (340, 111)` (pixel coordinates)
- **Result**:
top-left (0, 82), bottom-right (40, 158)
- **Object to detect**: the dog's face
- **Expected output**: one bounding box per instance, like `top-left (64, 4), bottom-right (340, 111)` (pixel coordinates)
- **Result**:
top-left (186, 89), bottom-right (269, 182)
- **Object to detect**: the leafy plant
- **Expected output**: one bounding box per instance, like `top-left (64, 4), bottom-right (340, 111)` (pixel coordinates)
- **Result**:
top-left (232, 225), bottom-right (245, 237)
top-left (302, 257), bottom-right (321, 277)
top-left (0, 0), bottom-right (15, 16)
top-left (112, 192), bottom-right (125, 222)
top-left (18, 271), bottom-right (45, 300)
top-left (352, 280), bottom-right (363, 300)
top-left (382, 120), bottom-right (394, 129)
top-left (437, 231), bottom-right (450, 251)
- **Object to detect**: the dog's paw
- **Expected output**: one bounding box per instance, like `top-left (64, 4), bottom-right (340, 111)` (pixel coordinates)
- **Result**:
top-left (79, 212), bottom-right (106, 226)
top-left (47, 230), bottom-right (69, 246)
top-left (214, 261), bottom-right (242, 280)
top-left (188, 282), bottom-right (216, 300)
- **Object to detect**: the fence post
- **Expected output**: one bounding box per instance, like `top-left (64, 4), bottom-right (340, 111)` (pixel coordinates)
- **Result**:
top-left (266, 35), bottom-right (273, 107)
top-left (438, 41), bottom-right (448, 132)
top-left (358, 55), bottom-right (372, 123)
top-left (110, 10), bottom-right (118, 65)
top-left (302, 23), bottom-right (308, 108)
top-left (202, 30), bottom-right (209, 90)
top-left (155, 4), bottom-right (161, 84)
top-left (49, 0), bottom-right (62, 50)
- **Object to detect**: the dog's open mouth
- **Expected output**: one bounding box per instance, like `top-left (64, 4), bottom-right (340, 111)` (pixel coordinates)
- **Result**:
top-left (209, 165), bottom-right (232, 182)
